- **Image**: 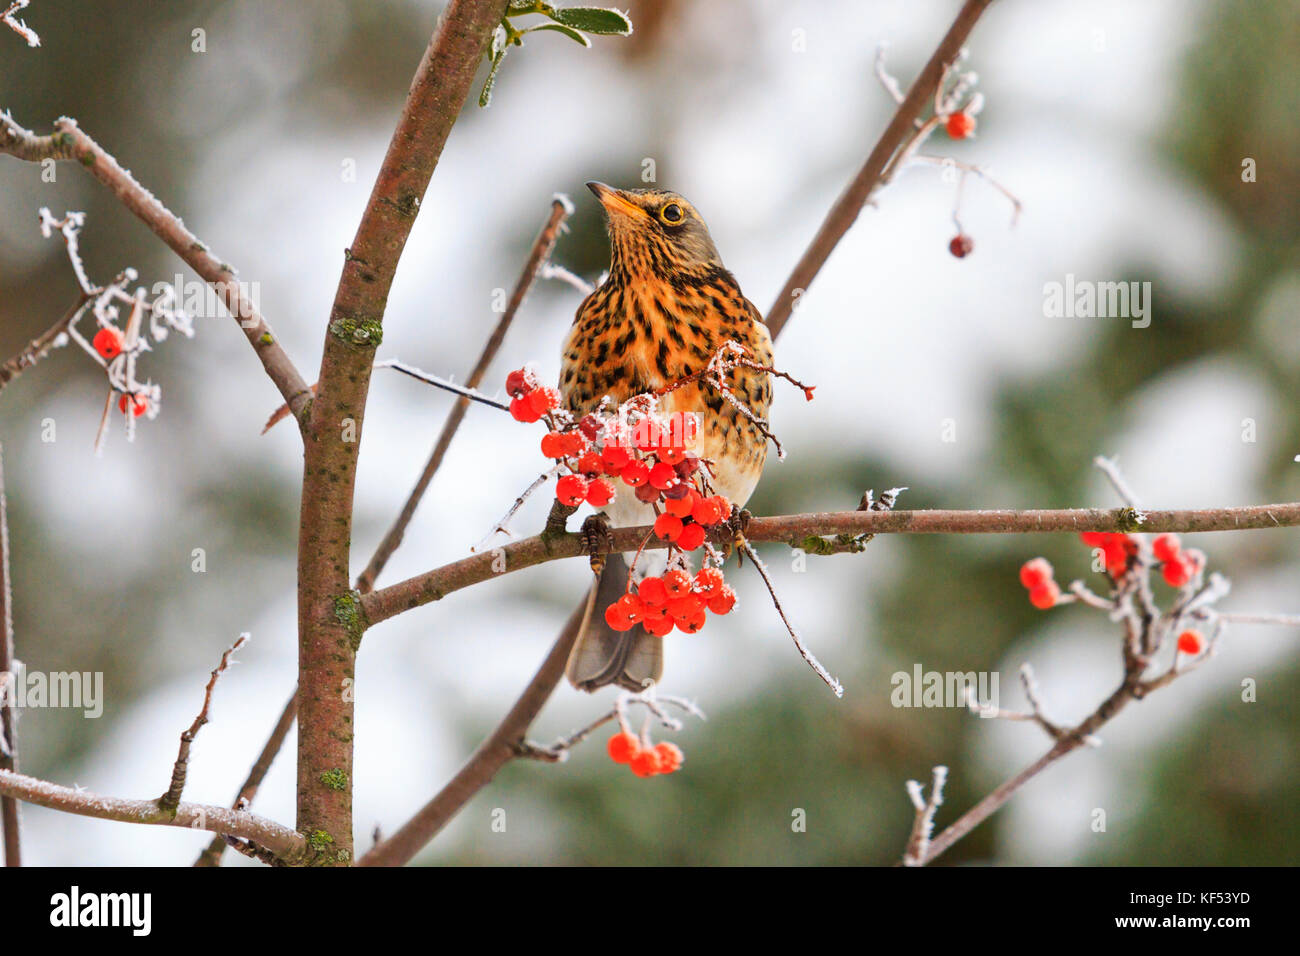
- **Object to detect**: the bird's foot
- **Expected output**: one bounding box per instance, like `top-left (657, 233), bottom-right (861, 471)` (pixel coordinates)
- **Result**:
top-left (581, 512), bottom-right (614, 575)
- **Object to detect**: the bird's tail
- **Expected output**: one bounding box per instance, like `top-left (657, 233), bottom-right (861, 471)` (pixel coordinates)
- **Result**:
top-left (566, 553), bottom-right (663, 693)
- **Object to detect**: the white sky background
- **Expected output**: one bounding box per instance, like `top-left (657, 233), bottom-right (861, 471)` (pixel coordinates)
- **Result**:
top-left (7, 0), bottom-right (1295, 865)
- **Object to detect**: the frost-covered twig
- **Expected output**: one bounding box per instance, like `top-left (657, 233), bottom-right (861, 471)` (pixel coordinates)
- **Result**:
top-left (516, 691), bottom-right (703, 762)
top-left (2, 1), bottom-right (38, 47)
top-left (0, 291), bottom-right (93, 394)
top-left (158, 633), bottom-right (249, 812)
top-left (902, 765), bottom-right (947, 866)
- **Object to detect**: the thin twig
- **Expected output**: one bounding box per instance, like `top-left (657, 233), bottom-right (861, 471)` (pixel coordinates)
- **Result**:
top-left (0, 291), bottom-right (94, 394)
top-left (766, 0), bottom-right (996, 338)
top-left (158, 634), bottom-right (248, 812)
top-left (902, 766), bottom-right (947, 866)
top-left (0, 446), bottom-right (20, 865)
top-left (739, 540), bottom-right (843, 697)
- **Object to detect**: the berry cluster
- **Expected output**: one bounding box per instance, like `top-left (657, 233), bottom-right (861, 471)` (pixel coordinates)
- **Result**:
top-left (1151, 533), bottom-right (1203, 588)
top-left (606, 731), bottom-right (684, 778)
top-left (605, 566), bottom-right (737, 636)
top-left (504, 364), bottom-right (743, 644)
top-left (1018, 557), bottom-right (1059, 609)
top-left (1080, 532), bottom-right (1139, 578)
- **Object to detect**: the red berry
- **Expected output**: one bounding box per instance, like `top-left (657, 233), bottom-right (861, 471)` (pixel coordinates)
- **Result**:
top-left (667, 593), bottom-right (703, 621)
top-left (92, 326), bottom-right (124, 360)
top-left (526, 387), bottom-right (559, 417)
top-left (561, 432), bottom-right (588, 457)
top-left (1176, 629), bottom-right (1205, 656)
top-left (695, 567), bottom-right (725, 593)
top-left (616, 593), bottom-right (645, 624)
top-left (578, 414), bottom-right (602, 440)
top-left (676, 608), bottom-right (707, 633)
top-left (634, 482), bottom-right (661, 503)
top-left (642, 613), bottom-right (674, 637)
top-left (664, 489), bottom-right (697, 518)
top-left (585, 478), bottom-right (615, 507)
top-left (663, 569), bottom-right (692, 598)
top-left (1080, 532), bottom-right (1108, 548)
top-left (1161, 558), bottom-right (1191, 588)
top-left (677, 522), bottom-right (706, 551)
top-left (654, 513), bottom-right (684, 542)
top-left (649, 461), bottom-right (678, 491)
top-left (637, 577), bottom-right (668, 608)
top-left (949, 234), bottom-right (974, 258)
top-left (509, 395), bottom-right (541, 423)
top-left (706, 585), bottom-right (736, 615)
top-left (118, 393), bottom-right (148, 417)
top-left (555, 474), bottom-right (588, 506)
top-left (653, 742), bottom-right (684, 773)
top-left (691, 496), bottom-right (723, 526)
top-left (575, 451), bottom-right (603, 475)
top-left (709, 495), bottom-right (732, 520)
top-left (1027, 582), bottom-right (1060, 610)
top-left (946, 111), bottom-right (976, 139)
top-left (1152, 533), bottom-right (1182, 563)
top-left (539, 432), bottom-right (567, 458)
top-left (620, 459), bottom-right (650, 487)
top-left (607, 732), bottom-right (640, 764)
top-left (601, 444), bottom-right (631, 472)
top-left (630, 748), bottom-right (662, 778)
top-left (674, 455), bottom-right (700, 478)
top-left (1019, 558), bottom-right (1053, 590)
top-left (505, 368), bottom-right (530, 398)
top-left (604, 602), bottom-right (634, 632)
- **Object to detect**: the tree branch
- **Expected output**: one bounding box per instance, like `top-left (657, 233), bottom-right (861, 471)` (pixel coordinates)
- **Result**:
top-left (359, 501), bottom-right (1300, 628)
top-left (293, 0), bottom-right (507, 864)
top-left (0, 768), bottom-right (305, 863)
top-left (0, 113), bottom-right (313, 425)
top-left (0, 446), bottom-right (20, 866)
top-left (765, 0), bottom-right (996, 339)
top-left (0, 290), bottom-right (93, 394)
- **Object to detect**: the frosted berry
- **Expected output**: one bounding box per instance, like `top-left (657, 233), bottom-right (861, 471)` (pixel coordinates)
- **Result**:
top-left (526, 387), bottom-right (560, 417)
top-left (654, 513), bottom-right (684, 542)
top-left (1152, 533), bottom-right (1182, 563)
top-left (92, 326), bottom-right (124, 360)
top-left (949, 234), bottom-right (974, 258)
top-left (664, 490), bottom-right (697, 518)
top-left (946, 111), bottom-right (976, 139)
top-left (1027, 581), bottom-right (1060, 609)
top-left (706, 585), bottom-right (736, 615)
top-left (695, 567), bottom-right (725, 593)
top-left (663, 569), bottom-right (692, 598)
top-left (540, 431), bottom-right (567, 458)
top-left (118, 393), bottom-right (149, 417)
top-left (555, 474), bottom-right (588, 506)
top-left (637, 577), bottom-right (668, 608)
top-left (578, 414), bottom-right (602, 440)
top-left (620, 459), bottom-right (650, 487)
top-left (601, 444), bottom-right (631, 472)
top-left (1019, 558), bottom-right (1053, 590)
top-left (649, 461), bottom-right (678, 491)
top-left (509, 395), bottom-right (542, 423)
top-left (576, 451), bottom-right (603, 475)
top-left (607, 732), bottom-right (640, 764)
top-left (1161, 558), bottom-right (1191, 588)
top-left (654, 742), bottom-right (684, 773)
top-left (585, 478), bottom-right (615, 507)
top-left (677, 522), bottom-right (706, 551)
top-left (630, 748), bottom-right (662, 778)
top-left (692, 495), bottom-right (723, 526)
top-left (505, 368), bottom-right (530, 398)
top-left (1176, 629), bottom-right (1205, 656)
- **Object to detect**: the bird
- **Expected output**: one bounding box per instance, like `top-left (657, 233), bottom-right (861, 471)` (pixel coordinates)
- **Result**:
top-left (561, 182), bottom-right (774, 692)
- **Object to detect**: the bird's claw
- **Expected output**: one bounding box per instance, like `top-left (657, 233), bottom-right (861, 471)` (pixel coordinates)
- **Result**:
top-left (581, 512), bottom-right (614, 575)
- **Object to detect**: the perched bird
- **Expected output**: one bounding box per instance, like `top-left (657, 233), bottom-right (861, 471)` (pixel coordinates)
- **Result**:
top-left (562, 182), bottom-right (774, 691)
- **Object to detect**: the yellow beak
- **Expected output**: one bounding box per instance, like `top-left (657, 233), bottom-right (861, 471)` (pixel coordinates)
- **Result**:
top-left (587, 181), bottom-right (644, 219)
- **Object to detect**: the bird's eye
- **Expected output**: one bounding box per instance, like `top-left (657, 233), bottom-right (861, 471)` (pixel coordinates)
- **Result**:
top-left (659, 203), bottom-right (684, 225)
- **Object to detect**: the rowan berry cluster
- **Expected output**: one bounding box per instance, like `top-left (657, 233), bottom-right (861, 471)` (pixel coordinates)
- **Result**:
top-left (505, 363), bottom-right (742, 640)
top-left (1020, 531), bottom-right (1209, 613)
top-left (606, 730), bottom-right (684, 778)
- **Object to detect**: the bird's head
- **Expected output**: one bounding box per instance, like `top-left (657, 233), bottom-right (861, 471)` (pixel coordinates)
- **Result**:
top-left (586, 182), bottom-right (723, 280)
